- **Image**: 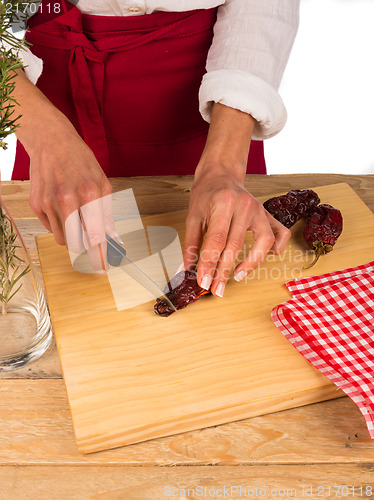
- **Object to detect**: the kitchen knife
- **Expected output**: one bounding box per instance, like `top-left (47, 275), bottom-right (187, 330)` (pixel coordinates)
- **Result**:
top-left (105, 233), bottom-right (177, 313)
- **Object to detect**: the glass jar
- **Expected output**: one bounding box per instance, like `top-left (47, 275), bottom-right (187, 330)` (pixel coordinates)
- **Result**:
top-left (0, 172), bottom-right (53, 371)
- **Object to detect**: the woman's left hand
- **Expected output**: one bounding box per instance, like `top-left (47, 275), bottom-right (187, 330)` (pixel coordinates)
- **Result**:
top-left (183, 161), bottom-right (291, 297)
top-left (182, 103), bottom-right (290, 297)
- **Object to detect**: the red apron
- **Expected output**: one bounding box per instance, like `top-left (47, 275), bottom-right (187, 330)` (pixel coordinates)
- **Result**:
top-left (12, 0), bottom-right (266, 180)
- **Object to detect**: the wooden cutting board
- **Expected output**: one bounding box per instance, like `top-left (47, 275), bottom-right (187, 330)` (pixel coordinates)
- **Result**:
top-left (36, 183), bottom-right (374, 454)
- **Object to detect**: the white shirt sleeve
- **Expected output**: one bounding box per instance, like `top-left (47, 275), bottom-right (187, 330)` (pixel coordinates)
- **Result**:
top-left (1, 38), bottom-right (43, 85)
top-left (199, 0), bottom-right (300, 140)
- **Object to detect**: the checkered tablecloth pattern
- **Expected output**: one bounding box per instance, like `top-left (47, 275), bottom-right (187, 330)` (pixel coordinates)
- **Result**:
top-left (272, 261), bottom-right (374, 437)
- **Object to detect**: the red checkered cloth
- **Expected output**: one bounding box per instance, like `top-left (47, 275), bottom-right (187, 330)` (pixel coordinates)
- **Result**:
top-left (272, 261), bottom-right (374, 437)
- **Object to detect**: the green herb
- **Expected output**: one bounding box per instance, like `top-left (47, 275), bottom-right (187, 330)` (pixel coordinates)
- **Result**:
top-left (0, 1), bottom-right (38, 150)
top-left (0, 204), bottom-right (30, 315)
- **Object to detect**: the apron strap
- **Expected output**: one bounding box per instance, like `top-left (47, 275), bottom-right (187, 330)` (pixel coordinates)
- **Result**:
top-left (29, 0), bottom-right (110, 170)
top-left (61, 0), bottom-right (69, 14)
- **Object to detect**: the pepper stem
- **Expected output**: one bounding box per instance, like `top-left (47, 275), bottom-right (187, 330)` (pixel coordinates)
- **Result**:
top-left (302, 240), bottom-right (333, 270)
top-left (302, 247), bottom-right (325, 269)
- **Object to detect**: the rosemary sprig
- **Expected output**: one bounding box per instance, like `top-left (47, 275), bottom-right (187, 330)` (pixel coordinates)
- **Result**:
top-left (0, 49), bottom-right (23, 150)
top-left (0, 1), bottom-right (38, 150)
top-left (0, 204), bottom-right (30, 315)
top-left (0, 2), bottom-right (38, 313)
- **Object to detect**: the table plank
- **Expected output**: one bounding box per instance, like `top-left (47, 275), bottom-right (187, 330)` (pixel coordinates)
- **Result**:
top-left (2, 174), bottom-right (374, 218)
top-left (1, 464), bottom-right (373, 500)
top-left (0, 380), bottom-right (372, 465)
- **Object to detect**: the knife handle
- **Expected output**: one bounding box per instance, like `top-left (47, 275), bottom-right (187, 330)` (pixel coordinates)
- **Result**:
top-left (106, 234), bottom-right (126, 267)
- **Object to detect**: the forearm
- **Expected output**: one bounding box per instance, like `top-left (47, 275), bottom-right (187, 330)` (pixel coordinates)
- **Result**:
top-left (11, 68), bottom-right (76, 157)
top-left (186, 103), bottom-right (290, 295)
top-left (196, 102), bottom-right (255, 183)
top-left (9, 73), bottom-right (113, 253)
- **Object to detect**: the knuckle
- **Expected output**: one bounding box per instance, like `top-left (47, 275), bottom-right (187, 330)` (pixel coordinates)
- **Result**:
top-left (283, 227), bottom-right (292, 240)
top-left (263, 233), bottom-right (276, 247)
top-left (209, 232), bottom-right (227, 250)
top-left (203, 260), bottom-right (218, 271)
top-left (102, 180), bottom-right (113, 196)
top-left (282, 227), bottom-right (292, 244)
top-left (79, 182), bottom-right (101, 202)
top-left (222, 244), bottom-right (243, 264)
top-left (214, 189), bottom-right (235, 207)
top-left (56, 189), bottom-right (73, 207)
top-left (241, 193), bottom-right (254, 211)
top-left (200, 247), bottom-right (221, 266)
top-left (185, 213), bottom-right (199, 227)
top-left (225, 190), bottom-right (236, 203)
top-left (41, 195), bottom-right (53, 210)
top-left (29, 196), bottom-right (42, 214)
top-left (228, 236), bottom-right (244, 250)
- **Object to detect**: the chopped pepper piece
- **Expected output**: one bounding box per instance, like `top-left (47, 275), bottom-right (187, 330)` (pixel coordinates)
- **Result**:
top-left (154, 270), bottom-right (211, 317)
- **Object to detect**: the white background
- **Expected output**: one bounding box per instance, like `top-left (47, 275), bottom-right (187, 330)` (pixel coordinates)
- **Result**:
top-left (1, 0), bottom-right (374, 180)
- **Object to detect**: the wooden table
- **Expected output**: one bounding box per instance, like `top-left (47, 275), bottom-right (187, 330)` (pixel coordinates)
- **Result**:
top-left (1, 174), bottom-right (374, 499)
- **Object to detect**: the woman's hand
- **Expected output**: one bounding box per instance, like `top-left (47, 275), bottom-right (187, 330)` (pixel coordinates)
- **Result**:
top-left (184, 163), bottom-right (291, 297)
top-left (29, 122), bottom-right (117, 272)
top-left (183, 102), bottom-right (291, 297)
top-left (13, 68), bottom-right (118, 272)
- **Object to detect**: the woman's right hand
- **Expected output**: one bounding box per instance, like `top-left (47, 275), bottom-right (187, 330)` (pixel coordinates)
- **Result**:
top-left (29, 122), bottom-right (117, 273)
top-left (13, 68), bottom-right (117, 272)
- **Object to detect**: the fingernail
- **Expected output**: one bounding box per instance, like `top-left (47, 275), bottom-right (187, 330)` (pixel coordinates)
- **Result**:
top-left (234, 270), bottom-right (247, 282)
top-left (96, 270), bottom-right (107, 275)
top-left (201, 274), bottom-right (212, 290)
top-left (216, 282), bottom-right (225, 298)
top-left (114, 231), bottom-right (124, 245)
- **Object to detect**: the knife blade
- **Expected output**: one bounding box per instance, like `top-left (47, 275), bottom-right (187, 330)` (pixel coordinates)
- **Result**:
top-left (105, 233), bottom-right (177, 313)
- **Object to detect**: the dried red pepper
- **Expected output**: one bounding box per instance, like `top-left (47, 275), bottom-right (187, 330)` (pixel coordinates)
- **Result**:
top-left (303, 204), bottom-right (343, 269)
top-left (154, 270), bottom-right (211, 317)
top-left (264, 189), bottom-right (320, 229)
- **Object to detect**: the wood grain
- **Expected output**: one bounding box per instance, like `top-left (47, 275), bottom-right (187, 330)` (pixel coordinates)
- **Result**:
top-left (0, 380), bottom-right (372, 465)
top-left (2, 174), bottom-right (373, 218)
top-left (1, 464), bottom-right (373, 500)
top-left (35, 183), bottom-right (374, 454)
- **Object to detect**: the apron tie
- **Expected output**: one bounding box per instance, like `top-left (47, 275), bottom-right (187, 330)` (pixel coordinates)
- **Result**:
top-left (63, 31), bottom-right (103, 54)
top-left (57, 11), bottom-right (109, 170)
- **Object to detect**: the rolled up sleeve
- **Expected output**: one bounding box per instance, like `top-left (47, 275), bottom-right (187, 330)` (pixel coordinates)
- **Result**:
top-left (199, 0), bottom-right (300, 140)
